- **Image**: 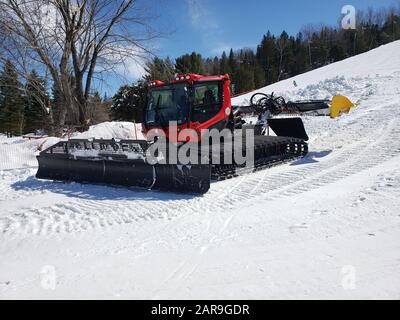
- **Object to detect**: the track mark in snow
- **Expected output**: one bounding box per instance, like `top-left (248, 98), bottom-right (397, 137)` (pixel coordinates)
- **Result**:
top-left (151, 218), bottom-right (214, 298)
top-left (1, 106), bottom-right (400, 238)
top-left (289, 223), bottom-right (309, 233)
top-left (226, 116), bottom-right (400, 205)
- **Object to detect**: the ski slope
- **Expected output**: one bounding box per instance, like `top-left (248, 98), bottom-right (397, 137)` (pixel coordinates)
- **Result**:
top-left (1, 41), bottom-right (400, 299)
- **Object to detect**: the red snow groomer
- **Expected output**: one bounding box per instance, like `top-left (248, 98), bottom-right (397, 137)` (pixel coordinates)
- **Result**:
top-left (36, 74), bottom-right (353, 194)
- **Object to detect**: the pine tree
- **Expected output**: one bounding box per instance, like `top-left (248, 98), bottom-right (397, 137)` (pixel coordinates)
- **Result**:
top-left (50, 82), bottom-right (62, 128)
top-left (0, 61), bottom-right (25, 136)
top-left (87, 91), bottom-right (111, 124)
top-left (235, 65), bottom-right (255, 93)
top-left (228, 49), bottom-right (237, 75)
top-left (253, 63), bottom-right (266, 89)
top-left (256, 31), bottom-right (278, 85)
top-left (203, 58), bottom-right (214, 75)
top-left (175, 52), bottom-right (204, 74)
top-left (329, 44), bottom-right (347, 62)
top-left (175, 54), bottom-right (190, 74)
top-left (24, 70), bottom-right (50, 134)
top-left (144, 57), bottom-right (175, 82)
top-left (110, 81), bottom-right (147, 122)
top-left (290, 33), bottom-right (308, 75)
top-left (190, 52), bottom-right (204, 74)
top-left (219, 51), bottom-right (231, 75)
top-left (212, 56), bottom-right (220, 75)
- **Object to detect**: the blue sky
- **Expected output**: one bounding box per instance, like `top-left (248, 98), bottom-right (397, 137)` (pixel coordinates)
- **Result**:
top-left (153, 0), bottom-right (398, 57)
top-left (99, 0), bottom-right (399, 95)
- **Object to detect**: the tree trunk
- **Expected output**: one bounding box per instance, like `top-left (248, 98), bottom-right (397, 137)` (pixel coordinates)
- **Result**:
top-left (278, 49), bottom-right (284, 81)
top-left (75, 76), bottom-right (88, 128)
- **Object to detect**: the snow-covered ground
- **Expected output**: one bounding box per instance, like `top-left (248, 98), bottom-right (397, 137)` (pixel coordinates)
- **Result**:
top-left (1, 41), bottom-right (400, 299)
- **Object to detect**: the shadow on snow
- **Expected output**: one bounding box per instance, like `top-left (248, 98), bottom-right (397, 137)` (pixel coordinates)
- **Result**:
top-left (11, 176), bottom-right (198, 202)
top-left (290, 150), bottom-right (333, 166)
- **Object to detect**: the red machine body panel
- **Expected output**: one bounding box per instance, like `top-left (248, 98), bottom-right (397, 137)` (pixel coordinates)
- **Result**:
top-left (143, 74), bottom-right (232, 143)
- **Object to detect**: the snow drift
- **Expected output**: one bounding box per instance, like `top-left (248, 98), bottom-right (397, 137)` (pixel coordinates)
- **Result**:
top-left (0, 122), bottom-right (144, 171)
top-left (73, 122), bottom-right (144, 140)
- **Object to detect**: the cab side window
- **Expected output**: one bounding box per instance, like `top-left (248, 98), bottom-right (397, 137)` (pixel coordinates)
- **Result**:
top-left (192, 82), bottom-right (222, 123)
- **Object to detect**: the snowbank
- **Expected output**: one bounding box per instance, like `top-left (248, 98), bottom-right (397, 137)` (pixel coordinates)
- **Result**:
top-left (73, 122), bottom-right (144, 140)
top-left (0, 135), bottom-right (58, 170)
top-left (0, 122), bottom-right (144, 170)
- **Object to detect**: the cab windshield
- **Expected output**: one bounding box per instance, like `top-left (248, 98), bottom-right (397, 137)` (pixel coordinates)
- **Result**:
top-left (145, 83), bottom-right (189, 127)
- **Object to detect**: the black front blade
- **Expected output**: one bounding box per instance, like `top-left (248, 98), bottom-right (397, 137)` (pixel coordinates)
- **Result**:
top-left (36, 156), bottom-right (156, 189)
top-left (155, 164), bottom-right (211, 194)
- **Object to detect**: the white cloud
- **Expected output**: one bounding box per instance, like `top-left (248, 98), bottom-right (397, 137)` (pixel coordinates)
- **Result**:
top-left (186, 0), bottom-right (220, 55)
top-left (211, 42), bottom-right (257, 56)
top-left (186, 0), bottom-right (223, 55)
top-left (185, 1), bottom-right (255, 57)
top-left (211, 43), bottom-right (233, 55)
top-left (186, 0), bottom-right (218, 31)
top-left (122, 57), bottom-right (147, 80)
top-left (95, 44), bottom-right (149, 81)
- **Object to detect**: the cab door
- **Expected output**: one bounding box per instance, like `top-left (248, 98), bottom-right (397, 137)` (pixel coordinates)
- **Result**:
top-left (191, 81), bottom-right (227, 131)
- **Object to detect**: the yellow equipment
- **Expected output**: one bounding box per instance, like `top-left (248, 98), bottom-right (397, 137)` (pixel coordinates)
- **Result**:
top-left (330, 95), bottom-right (357, 119)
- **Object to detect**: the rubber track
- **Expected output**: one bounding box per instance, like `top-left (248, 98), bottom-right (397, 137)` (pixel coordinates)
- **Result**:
top-left (211, 136), bottom-right (308, 180)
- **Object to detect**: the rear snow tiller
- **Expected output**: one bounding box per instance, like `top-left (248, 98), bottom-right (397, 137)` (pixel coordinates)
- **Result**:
top-left (36, 74), bottom-right (352, 194)
top-left (236, 92), bottom-right (356, 118)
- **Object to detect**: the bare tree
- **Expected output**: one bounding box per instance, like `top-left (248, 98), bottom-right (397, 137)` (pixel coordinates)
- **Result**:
top-left (276, 31), bottom-right (289, 81)
top-left (0, 0), bottom-right (158, 132)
